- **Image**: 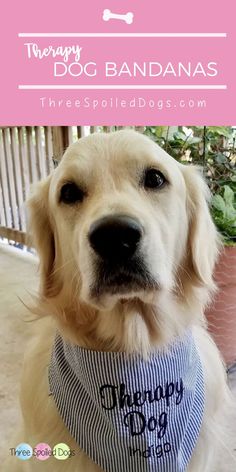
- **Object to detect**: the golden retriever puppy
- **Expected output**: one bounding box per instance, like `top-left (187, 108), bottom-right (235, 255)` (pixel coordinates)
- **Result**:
top-left (4, 131), bottom-right (235, 471)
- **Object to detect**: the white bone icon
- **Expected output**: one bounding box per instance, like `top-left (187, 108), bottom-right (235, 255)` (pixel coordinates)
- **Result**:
top-left (103, 9), bottom-right (134, 25)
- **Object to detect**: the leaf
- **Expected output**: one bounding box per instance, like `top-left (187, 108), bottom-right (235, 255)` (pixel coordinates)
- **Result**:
top-left (207, 126), bottom-right (232, 138)
top-left (188, 136), bottom-right (202, 144)
top-left (211, 195), bottom-right (226, 214)
top-left (155, 127), bottom-right (168, 138)
top-left (214, 153), bottom-right (227, 164)
top-left (223, 185), bottom-right (234, 206)
top-left (173, 131), bottom-right (186, 141)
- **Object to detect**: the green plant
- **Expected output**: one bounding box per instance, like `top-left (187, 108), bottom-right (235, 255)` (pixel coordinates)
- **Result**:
top-left (144, 126), bottom-right (202, 161)
top-left (211, 185), bottom-right (236, 245)
top-left (144, 126), bottom-right (236, 245)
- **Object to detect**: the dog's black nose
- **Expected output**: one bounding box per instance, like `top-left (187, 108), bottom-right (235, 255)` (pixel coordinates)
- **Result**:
top-left (89, 215), bottom-right (142, 261)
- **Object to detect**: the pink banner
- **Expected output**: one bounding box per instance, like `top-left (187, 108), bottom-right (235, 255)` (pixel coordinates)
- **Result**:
top-left (0, 0), bottom-right (235, 124)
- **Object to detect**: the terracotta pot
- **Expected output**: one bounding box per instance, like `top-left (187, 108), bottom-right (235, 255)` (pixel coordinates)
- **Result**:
top-left (206, 246), bottom-right (236, 366)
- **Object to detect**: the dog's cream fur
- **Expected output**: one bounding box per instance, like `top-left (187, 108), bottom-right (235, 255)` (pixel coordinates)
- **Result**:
top-left (4, 131), bottom-right (235, 471)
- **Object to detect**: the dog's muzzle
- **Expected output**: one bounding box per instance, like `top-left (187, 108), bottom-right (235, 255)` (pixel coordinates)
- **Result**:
top-left (89, 214), bottom-right (143, 262)
top-left (88, 215), bottom-right (157, 297)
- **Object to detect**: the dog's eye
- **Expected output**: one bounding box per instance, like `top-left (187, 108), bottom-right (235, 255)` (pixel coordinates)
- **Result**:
top-left (144, 169), bottom-right (166, 189)
top-left (60, 182), bottom-right (84, 204)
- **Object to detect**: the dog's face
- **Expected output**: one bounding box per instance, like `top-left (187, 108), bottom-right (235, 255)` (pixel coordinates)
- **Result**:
top-left (43, 131), bottom-right (188, 308)
top-left (28, 131), bottom-right (219, 346)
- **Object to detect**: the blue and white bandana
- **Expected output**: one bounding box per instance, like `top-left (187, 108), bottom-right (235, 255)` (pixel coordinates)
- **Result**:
top-left (49, 330), bottom-right (204, 472)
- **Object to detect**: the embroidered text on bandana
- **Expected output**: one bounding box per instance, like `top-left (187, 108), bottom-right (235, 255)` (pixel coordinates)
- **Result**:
top-left (49, 330), bottom-right (204, 472)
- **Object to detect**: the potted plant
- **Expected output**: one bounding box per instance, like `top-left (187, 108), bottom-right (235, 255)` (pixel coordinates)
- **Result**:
top-left (206, 185), bottom-right (236, 366)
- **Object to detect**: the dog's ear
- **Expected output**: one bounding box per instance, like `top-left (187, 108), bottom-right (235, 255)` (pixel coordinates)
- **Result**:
top-left (27, 176), bottom-right (56, 297)
top-left (182, 166), bottom-right (220, 291)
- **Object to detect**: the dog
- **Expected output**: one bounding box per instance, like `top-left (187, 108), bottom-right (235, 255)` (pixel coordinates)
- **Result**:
top-left (4, 130), bottom-right (235, 471)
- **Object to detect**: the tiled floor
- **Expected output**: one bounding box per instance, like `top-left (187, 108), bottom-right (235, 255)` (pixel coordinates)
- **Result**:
top-left (0, 242), bottom-right (235, 466)
top-left (0, 243), bottom-right (39, 460)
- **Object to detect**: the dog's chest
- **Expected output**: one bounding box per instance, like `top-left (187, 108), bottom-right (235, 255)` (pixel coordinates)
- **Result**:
top-left (49, 331), bottom-right (204, 472)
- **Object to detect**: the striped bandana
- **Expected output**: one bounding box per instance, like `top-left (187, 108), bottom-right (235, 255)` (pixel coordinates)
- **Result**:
top-left (49, 330), bottom-right (204, 472)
